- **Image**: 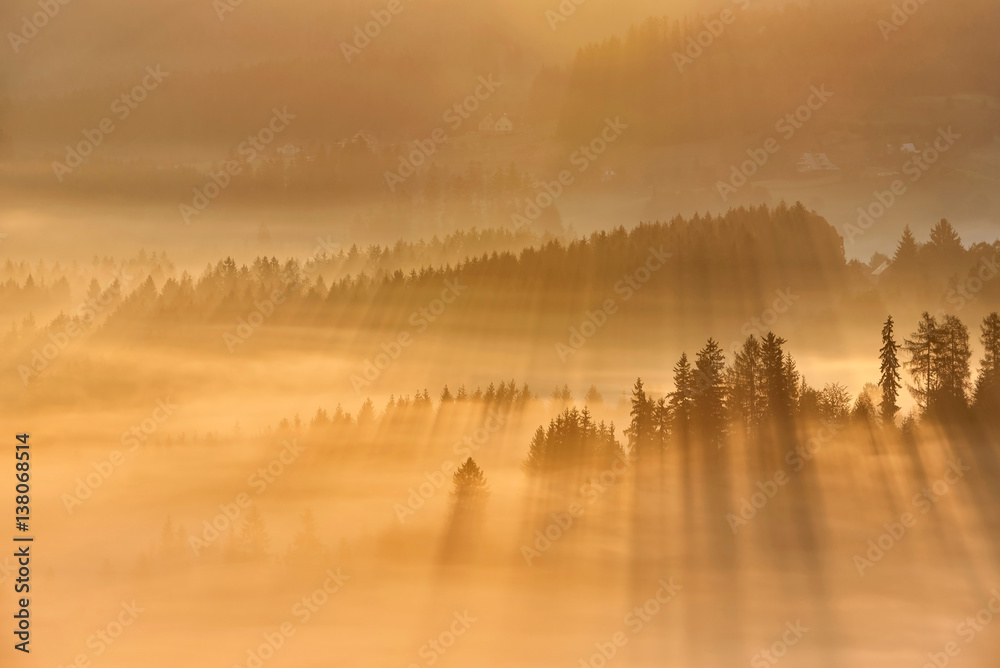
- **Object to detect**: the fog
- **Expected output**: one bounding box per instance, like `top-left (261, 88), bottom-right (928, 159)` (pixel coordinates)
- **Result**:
top-left (3, 0), bottom-right (1000, 666)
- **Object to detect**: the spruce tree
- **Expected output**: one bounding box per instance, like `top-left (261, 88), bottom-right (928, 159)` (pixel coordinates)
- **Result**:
top-left (904, 312), bottom-right (940, 413)
top-left (935, 315), bottom-right (972, 410)
top-left (879, 315), bottom-right (902, 424)
top-left (761, 332), bottom-right (790, 419)
top-left (730, 336), bottom-right (765, 436)
top-left (668, 353), bottom-right (695, 441)
top-left (974, 313), bottom-right (1000, 411)
top-left (893, 226), bottom-right (919, 265)
top-left (693, 339), bottom-right (727, 446)
top-left (625, 378), bottom-right (656, 457)
top-left (451, 458), bottom-right (490, 514)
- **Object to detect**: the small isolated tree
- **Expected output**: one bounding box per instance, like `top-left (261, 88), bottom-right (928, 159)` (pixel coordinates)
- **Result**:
top-left (585, 385), bottom-right (603, 406)
top-left (879, 315), bottom-right (902, 424)
top-left (451, 458), bottom-right (490, 516)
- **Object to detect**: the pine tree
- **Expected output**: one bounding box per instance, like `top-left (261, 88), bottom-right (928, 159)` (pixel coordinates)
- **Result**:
top-left (852, 387), bottom-right (878, 424)
top-left (585, 385), bottom-right (603, 406)
top-left (935, 315), bottom-right (972, 410)
top-left (451, 458), bottom-right (490, 514)
top-left (667, 353), bottom-right (695, 441)
top-left (783, 352), bottom-right (800, 412)
top-left (231, 505), bottom-right (271, 562)
top-left (761, 332), bottom-right (790, 419)
top-left (523, 426), bottom-right (547, 472)
top-left (655, 397), bottom-right (670, 448)
top-left (904, 312), bottom-right (940, 413)
top-left (285, 510), bottom-right (330, 575)
top-left (693, 339), bottom-right (727, 446)
top-left (729, 336), bottom-right (765, 435)
top-left (625, 378), bottom-right (656, 457)
top-left (879, 315), bottom-right (902, 424)
top-left (893, 226), bottom-right (919, 265)
top-left (928, 219), bottom-right (963, 254)
top-left (974, 312), bottom-right (1000, 411)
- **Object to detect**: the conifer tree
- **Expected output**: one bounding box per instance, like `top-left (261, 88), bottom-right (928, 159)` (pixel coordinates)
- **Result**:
top-left (879, 315), bottom-right (902, 424)
top-left (974, 313), bottom-right (1000, 411)
top-left (730, 336), bottom-right (765, 435)
top-left (935, 314), bottom-right (972, 410)
top-left (668, 353), bottom-right (695, 441)
top-left (451, 458), bottom-right (490, 514)
top-left (625, 378), bottom-right (656, 457)
top-left (904, 312), bottom-right (940, 413)
top-left (693, 339), bottom-right (727, 446)
top-left (761, 332), bottom-right (790, 420)
top-left (893, 225), bottom-right (919, 265)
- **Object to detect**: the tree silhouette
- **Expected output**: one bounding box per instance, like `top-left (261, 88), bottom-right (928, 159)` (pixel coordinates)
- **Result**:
top-left (729, 336), bottom-right (765, 436)
top-left (904, 312), bottom-right (940, 413)
top-left (625, 378), bottom-right (657, 457)
top-left (974, 312), bottom-right (1000, 413)
top-left (667, 353), bottom-right (695, 442)
top-left (879, 315), bottom-right (902, 424)
top-left (229, 505), bottom-right (271, 563)
top-left (451, 458), bottom-right (490, 516)
top-left (693, 339), bottom-right (727, 447)
top-left (934, 315), bottom-right (972, 412)
top-left (285, 509), bottom-right (330, 575)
